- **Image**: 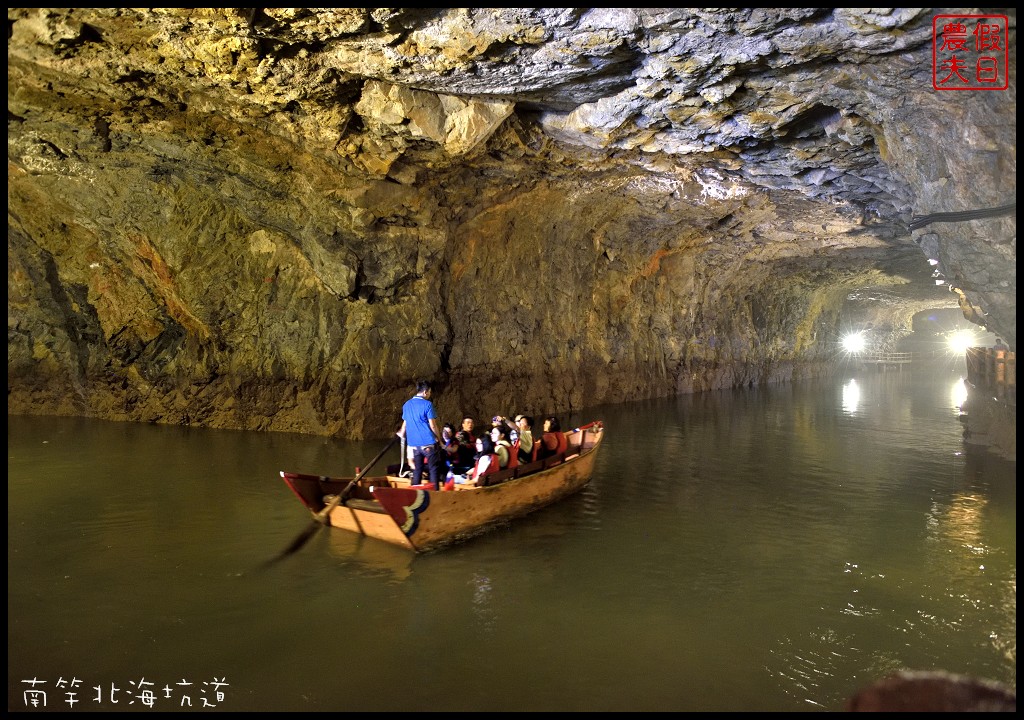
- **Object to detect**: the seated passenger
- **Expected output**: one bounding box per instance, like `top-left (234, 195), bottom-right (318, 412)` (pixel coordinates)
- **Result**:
top-left (460, 415), bottom-right (477, 443)
top-left (538, 416), bottom-right (568, 459)
top-left (441, 422), bottom-right (456, 446)
top-left (491, 424), bottom-right (515, 469)
top-left (450, 430), bottom-right (476, 476)
top-left (493, 417), bottom-right (532, 462)
top-left (512, 414), bottom-right (535, 464)
top-left (465, 435), bottom-right (499, 484)
top-left (440, 423), bottom-right (458, 471)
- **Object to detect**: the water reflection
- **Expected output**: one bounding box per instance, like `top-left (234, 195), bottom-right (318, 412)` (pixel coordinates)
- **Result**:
top-left (325, 529), bottom-right (415, 582)
top-left (842, 378), bottom-right (860, 413)
top-left (471, 572), bottom-right (496, 632)
top-left (950, 376), bottom-right (968, 410)
top-left (841, 375), bottom-right (970, 418)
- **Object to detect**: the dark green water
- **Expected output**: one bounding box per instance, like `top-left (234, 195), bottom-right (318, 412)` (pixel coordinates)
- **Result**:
top-left (8, 366), bottom-right (1015, 711)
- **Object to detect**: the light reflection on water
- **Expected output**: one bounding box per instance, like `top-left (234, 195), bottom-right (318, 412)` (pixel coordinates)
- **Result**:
top-left (842, 377), bottom-right (861, 413)
top-left (8, 367), bottom-right (1016, 711)
top-left (951, 376), bottom-right (969, 410)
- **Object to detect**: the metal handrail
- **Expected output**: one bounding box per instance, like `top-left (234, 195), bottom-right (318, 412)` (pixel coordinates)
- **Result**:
top-left (861, 351), bottom-right (914, 363)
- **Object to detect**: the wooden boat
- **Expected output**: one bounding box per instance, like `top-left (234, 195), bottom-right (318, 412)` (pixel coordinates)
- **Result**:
top-left (281, 421), bottom-right (604, 552)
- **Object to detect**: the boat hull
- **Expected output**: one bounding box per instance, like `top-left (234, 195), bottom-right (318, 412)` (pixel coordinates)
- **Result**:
top-left (281, 423), bottom-right (603, 552)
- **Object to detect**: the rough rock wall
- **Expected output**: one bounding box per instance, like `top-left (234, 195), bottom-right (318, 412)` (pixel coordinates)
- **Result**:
top-left (7, 9), bottom-right (1016, 439)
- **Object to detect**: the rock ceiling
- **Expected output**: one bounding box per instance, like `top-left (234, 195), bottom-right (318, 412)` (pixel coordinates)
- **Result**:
top-left (6, 8), bottom-right (1017, 437)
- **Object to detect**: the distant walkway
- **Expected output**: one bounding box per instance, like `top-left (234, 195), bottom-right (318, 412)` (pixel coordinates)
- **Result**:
top-left (860, 351), bottom-right (913, 366)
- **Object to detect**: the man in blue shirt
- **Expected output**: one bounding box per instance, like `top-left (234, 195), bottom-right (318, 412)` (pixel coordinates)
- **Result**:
top-left (397, 380), bottom-right (443, 489)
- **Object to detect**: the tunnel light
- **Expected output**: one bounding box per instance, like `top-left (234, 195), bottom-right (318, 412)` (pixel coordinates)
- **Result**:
top-left (841, 332), bottom-right (867, 354)
top-left (947, 330), bottom-right (975, 354)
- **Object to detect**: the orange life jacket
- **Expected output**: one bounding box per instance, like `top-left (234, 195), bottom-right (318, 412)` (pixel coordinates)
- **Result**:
top-left (541, 431), bottom-right (568, 457)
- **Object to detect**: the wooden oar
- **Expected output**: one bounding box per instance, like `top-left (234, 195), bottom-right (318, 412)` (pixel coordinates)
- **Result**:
top-left (265, 434), bottom-right (399, 565)
top-left (314, 434), bottom-right (399, 523)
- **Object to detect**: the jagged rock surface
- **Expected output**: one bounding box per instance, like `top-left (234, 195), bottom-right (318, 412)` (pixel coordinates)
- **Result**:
top-left (7, 8), bottom-right (1016, 438)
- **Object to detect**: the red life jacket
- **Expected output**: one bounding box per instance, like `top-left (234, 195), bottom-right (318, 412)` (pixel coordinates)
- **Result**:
top-left (507, 441), bottom-right (521, 469)
top-left (471, 453), bottom-right (499, 481)
top-left (496, 440), bottom-right (515, 469)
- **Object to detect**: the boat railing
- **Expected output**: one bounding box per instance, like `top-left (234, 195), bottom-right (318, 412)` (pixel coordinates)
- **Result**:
top-left (514, 459), bottom-right (545, 477)
top-left (485, 467), bottom-right (516, 486)
top-left (543, 453), bottom-right (565, 468)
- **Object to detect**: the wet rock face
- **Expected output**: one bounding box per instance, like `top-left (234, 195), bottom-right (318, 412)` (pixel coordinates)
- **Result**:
top-left (6, 8), bottom-right (1017, 438)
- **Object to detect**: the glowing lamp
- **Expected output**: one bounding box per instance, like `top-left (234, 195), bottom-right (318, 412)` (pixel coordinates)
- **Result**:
top-left (842, 332), bottom-right (866, 353)
top-left (947, 330), bottom-right (975, 354)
